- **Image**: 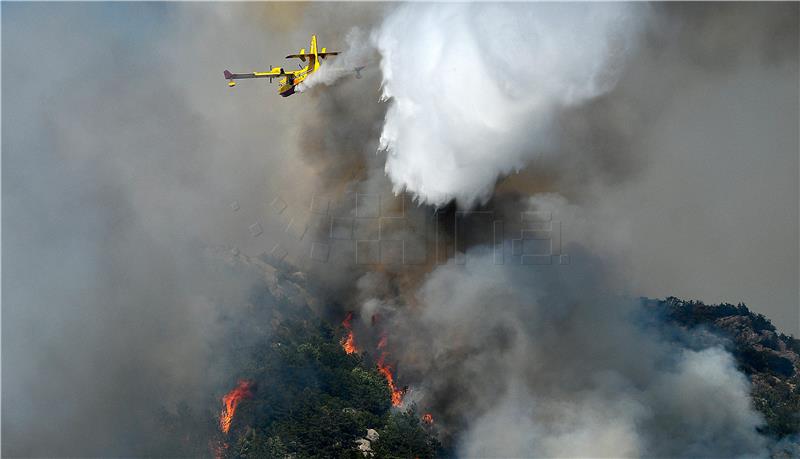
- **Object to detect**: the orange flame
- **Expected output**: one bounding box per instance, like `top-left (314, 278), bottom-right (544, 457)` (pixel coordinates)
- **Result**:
top-left (422, 413), bottom-right (433, 424)
top-left (219, 380), bottom-right (253, 434)
top-left (342, 331), bottom-right (357, 354)
top-left (340, 312), bottom-right (358, 354)
top-left (377, 354), bottom-right (405, 407)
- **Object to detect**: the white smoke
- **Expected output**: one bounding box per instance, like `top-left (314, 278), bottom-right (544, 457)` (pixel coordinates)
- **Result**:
top-left (385, 244), bottom-right (767, 457)
top-left (459, 347), bottom-right (764, 458)
top-left (333, 4), bottom-right (794, 456)
top-left (374, 3), bottom-right (646, 207)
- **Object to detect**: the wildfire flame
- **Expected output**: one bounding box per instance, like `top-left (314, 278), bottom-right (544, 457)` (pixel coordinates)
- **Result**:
top-left (422, 413), bottom-right (433, 424)
top-left (377, 353), bottom-right (405, 407)
top-left (340, 312), bottom-right (358, 354)
top-left (377, 335), bottom-right (387, 350)
top-left (219, 380), bottom-right (253, 434)
top-left (341, 319), bottom-right (403, 406)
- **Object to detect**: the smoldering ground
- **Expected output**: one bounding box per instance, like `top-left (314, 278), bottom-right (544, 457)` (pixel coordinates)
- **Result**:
top-left (3, 2), bottom-right (797, 458)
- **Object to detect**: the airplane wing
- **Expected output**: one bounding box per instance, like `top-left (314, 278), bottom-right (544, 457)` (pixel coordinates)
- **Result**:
top-left (285, 52), bottom-right (339, 60)
top-left (223, 68), bottom-right (298, 87)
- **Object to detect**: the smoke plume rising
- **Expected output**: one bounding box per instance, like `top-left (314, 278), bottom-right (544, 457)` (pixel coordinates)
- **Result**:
top-left (371, 242), bottom-right (766, 457)
top-left (326, 3), bottom-right (797, 456)
top-left (3, 2), bottom-right (797, 457)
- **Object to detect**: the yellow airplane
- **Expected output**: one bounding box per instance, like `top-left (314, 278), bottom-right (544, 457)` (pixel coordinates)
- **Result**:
top-left (223, 35), bottom-right (339, 97)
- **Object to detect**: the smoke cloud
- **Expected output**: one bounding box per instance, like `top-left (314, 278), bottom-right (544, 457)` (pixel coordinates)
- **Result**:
top-left (378, 244), bottom-right (766, 457)
top-left (3, 2), bottom-right (797, 457)
top-left (1, 3), bottom-right (385, 456)
top-left (335, 3), bottom-right (797, 456)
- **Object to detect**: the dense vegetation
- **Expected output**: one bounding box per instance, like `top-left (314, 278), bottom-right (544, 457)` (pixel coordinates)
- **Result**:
top-left (159, 315), bottom-right (439, 458)
top-left (158, 252), bottom-right (799, 457)
top-left (222, 317), bottom-right (439, 458)
top-left (155, 252), bottom-right (439, 458)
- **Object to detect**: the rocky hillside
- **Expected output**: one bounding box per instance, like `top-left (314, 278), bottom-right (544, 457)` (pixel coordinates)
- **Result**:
top-left (160, 250), bottom-right (799, 457)
top-left (646, 297), bottom-right (800, 442)
top-left (157, 248), bottom-right (440, 458)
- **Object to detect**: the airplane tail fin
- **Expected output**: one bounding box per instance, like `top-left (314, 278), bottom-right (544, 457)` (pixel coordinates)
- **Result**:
top-left (224, 70), bottom-right (236, 87)
top-left (310, 35), bottom-right (318, 56)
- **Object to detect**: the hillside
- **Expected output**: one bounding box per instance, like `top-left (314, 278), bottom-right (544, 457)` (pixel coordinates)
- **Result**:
top-left (159, 252), bottom-right (799, 457)
top-left (156, 249), bottom-right (440, 458)
top-left (646, 297), bottom-right (800, 443)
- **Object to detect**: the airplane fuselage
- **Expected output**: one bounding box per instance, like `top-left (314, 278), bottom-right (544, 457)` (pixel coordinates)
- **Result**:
top-left (278, 54), bottom-right (318, 97)
top-left (224, 35), bottom-right (335, 98)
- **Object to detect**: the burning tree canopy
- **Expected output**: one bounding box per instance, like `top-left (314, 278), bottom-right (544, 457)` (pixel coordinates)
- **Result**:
top-left (376, 354), bottom-right (405, 407)
top-left (219, 380), bottom-right (254, 435)
top-left (340, 312), bottom-right (358, 355)
top-left (341, 314), bottom-right (407, 408)
top-left (211, 310), bottom-right (440, 458)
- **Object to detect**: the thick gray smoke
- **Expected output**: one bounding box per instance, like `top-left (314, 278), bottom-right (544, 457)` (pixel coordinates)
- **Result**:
top-left (347, 193), bottom-right (771, 456)
top-left (338, 2), bottom-right (797, 456)
top-left (3, 2), bottom-right (797, 458)
top-left (366, 2), bottom-right (798, 333)
top-left (2, 3), bottom-right (386, 456)
top-left (374, 242), bottom-right (765, 457)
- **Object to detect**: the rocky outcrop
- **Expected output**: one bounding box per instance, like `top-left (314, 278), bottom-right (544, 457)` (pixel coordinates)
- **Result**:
top-left (649, 297), bottom-right (800, 439)
top-left (355, 429), bottom-right (380, 457)
top-left (206, 246), bottom-right (320, 312)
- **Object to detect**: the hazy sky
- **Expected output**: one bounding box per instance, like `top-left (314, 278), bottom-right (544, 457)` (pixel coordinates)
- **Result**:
top-left (2, 2), bottom-right (798, 456)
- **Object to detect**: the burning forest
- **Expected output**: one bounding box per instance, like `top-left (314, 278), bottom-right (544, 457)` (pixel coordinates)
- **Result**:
top-left (219, 380), bottom-right (254, 435)
top-left (341, 312), bottom-right (407, 407)
top-left (4, 2), bottom-right (799, 458)
top-left (340, 312), bottom-right (358, 355)
top-left (162, 3), bottom-right (800, 452)
top-left (375, 347), bottom-right (405, 408)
